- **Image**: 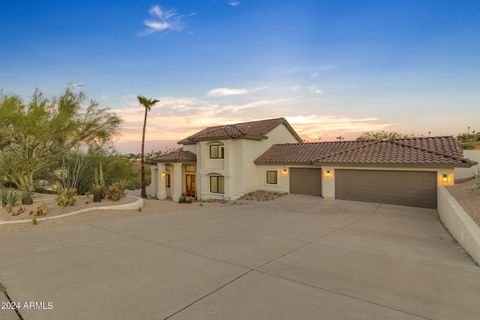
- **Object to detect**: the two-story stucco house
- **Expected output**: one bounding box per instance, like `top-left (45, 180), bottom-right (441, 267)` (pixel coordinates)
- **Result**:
top-left (148, 117), bottom-right (475, 209)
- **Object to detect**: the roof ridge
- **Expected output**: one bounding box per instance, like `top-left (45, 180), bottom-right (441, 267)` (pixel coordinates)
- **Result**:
top-left (232, 123), bottom-right (246, 135)
top-left (229, 117), bottom-right (284, 127)
top-left (392, 140), bottom-right (468, 162)
top-left (314, 141), bottom-right (378, 162)
top-left (393, 135), bottom-right (455, 141)
top-left (271, 141), bottom-right (364, 147)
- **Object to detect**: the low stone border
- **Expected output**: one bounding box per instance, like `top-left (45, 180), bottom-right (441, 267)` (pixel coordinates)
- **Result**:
top-left (437, 186), bottom-right (480, 265)
top-left (0, 196), bottom-right (144, 225)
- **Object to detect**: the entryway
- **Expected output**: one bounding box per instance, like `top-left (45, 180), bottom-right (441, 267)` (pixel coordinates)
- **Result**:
top-left (186, 174), bottom-right (196, 197)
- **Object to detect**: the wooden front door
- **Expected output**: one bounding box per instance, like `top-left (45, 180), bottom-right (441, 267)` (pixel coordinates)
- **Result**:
top-left (185, 174), bottom-right (196, 197)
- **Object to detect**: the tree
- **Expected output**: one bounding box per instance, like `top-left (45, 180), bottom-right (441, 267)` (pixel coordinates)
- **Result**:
top-left (356, 131), bottom-right (411, 141)
top-left (0, 88), bottom-right (121, 191)
top-left (137, 96), bottom-right (160, 198)
top-left (457, 130), bottom-right (478, 150)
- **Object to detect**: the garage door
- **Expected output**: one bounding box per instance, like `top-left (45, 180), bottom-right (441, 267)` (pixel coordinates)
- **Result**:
top-left (290, 168), bottom-right (322, 196)
top-left (335, 170), bottom-right (437, 208)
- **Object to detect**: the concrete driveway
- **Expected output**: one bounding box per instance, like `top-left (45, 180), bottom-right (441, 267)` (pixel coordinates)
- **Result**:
top-left (1, 195), bottom-right (479, 320)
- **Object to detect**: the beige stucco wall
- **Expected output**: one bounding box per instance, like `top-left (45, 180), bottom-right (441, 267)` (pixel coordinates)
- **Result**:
top-left (182, 144), bottom-right (197, 154)
top-left (255, 165), bottom-right (455, 199)
top-left (195, 123), bottom-right (299, 200)
top-left (438, 186), bottom-right (480, 265)
top-left (455, 150), bottom-right (480, 179)
top-left (256, 165), bottom-right (290, 193)
top-left (323, 166), bottom-right (454, 199)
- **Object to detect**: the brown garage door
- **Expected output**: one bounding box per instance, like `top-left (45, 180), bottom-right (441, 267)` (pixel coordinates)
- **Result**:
top-left (335, 170), bottom-right (437, 208)
top-left (290, 168), bottom-right (322, 196)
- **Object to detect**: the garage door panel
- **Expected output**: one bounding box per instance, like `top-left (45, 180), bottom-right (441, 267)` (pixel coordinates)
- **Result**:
top-left (290, 168), bottom-right (322, 196)
top-left (335, 170), bottom-right (437, 209)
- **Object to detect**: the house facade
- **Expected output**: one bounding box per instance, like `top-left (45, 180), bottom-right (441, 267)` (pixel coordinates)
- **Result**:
top-left (148, 117), bottom-right (475, 208)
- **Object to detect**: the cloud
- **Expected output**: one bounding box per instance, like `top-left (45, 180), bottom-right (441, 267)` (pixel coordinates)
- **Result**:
top-left (207, 86), bottom-right (267, 97)
top-left (308, 84), bottom-right (323, 95)
top-left (310, 72), bottom-right (318, 78)
top-left (67, 82), bottom-right (84, 89)
top-left (220, 98), bottom-right (295, 113)
top-left (228, 1), bottom-right (241, 7)
top-left (140, 5), bottom-right (195, 35)
top-left (286, 115), bottom-right (392, 141)
top-left (291, 85), bottom-right (301, 92)
top-left (109, 94), bottom-right (392, 151)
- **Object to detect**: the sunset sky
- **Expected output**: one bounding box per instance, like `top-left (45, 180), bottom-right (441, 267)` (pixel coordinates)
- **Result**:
top-left (1, 0), bottom-right (479, 153)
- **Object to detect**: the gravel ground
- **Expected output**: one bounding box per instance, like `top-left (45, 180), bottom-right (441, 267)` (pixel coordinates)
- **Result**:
top-left (447, 179), bottom-right (480, 226)
top-left (0, 199), bottom-right (220, 237)
top-left (0, 194), bottom-right (136, 221)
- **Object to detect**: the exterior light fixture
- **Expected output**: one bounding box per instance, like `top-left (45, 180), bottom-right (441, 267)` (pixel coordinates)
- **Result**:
top-left (325, 170), bottom-right (331, 177)
top-left (282, 168), bottom-right (288, 175)
top-left (162, 171), bottom-right (166, 177)
top-left (442, 174), bottom-right (448, 183)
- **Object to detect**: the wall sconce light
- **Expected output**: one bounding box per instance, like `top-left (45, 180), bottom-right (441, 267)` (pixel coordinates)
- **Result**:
top-left (161, 171), bottom-right (166, 177)
top-left (282, 168), bottom-right (288, 175)
top-left (325, 170), bottom-right (331, 177)
top-left (442, 174), bottom-right (448, 183)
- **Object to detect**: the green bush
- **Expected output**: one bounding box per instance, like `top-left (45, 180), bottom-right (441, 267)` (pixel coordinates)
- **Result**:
top-left (0, 189), bottom-right (21, 213)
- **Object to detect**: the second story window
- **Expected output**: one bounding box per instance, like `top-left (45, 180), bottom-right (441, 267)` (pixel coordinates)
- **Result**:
top-left (210, 145), bottom-right (224, 159)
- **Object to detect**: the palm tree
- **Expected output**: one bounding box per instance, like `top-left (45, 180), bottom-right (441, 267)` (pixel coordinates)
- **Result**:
top-left (137, 95), bottom-right (160, 198)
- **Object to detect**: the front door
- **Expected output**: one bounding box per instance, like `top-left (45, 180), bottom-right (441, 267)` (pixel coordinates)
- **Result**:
top-left (185, 174), bottom-right (196, 197)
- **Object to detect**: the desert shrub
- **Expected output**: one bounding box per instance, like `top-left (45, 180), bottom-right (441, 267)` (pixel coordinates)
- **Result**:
top-left (107, 182), bottom-right (124, 201)
top-left (102, 156), bottom-right (150, 190)
top-left (12, 206), bottom-right (25, 216)
top-left (35, 203), bottom-right (48, 216)
top-left (55, 186), bottom-right (79, 207)
top-left (0, 189), bottom-right (21, 213)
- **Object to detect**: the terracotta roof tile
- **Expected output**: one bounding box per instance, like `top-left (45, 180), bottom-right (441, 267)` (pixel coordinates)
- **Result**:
top-left (178, 118), bottom-right (303, 144)
top-left (255, 136), bottom-right (475, 168)
top-left (148, 148), bottom-right (196, 164)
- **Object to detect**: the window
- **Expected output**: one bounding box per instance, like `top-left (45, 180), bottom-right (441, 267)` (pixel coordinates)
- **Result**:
top-left (210, 176), bottom-right (225, 194)
top-left (185, 165), bottom-right (196, 172)
top-left (210, 145), bottom-right (224, 159)
top-left (165, 174), bottom-right (171, 188)
top-left (266, 171), bottom-right (278, 184)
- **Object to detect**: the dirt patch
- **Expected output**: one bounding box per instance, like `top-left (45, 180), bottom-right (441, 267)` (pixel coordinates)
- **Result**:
top-left (0, 193), bottom-right (136, 222)
top-left (0, 199), bottom-right (220, 237)
top-left (447, 179), bottom-right (480, 226)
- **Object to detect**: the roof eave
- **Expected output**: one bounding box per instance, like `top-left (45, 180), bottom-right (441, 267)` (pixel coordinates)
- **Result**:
top-left (150, 159), bottom-right (197, 164)
top-left (313, 161), bottom-right (463, 169)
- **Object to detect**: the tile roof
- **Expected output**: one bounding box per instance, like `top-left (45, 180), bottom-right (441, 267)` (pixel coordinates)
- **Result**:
top-left (178, 118), bottom-right (303, 144)
top-left (254, 136), bottom-right (475, 168)
top-left (147, 148), bottom-right (196, 164)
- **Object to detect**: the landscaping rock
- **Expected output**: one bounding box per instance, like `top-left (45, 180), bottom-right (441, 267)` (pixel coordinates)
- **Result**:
top-left (239, 190), bottom-right (288, 201)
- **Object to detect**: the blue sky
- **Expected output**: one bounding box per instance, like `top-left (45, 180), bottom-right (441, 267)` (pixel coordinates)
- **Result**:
top-left (1, 0), bottom-right (479, 152)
